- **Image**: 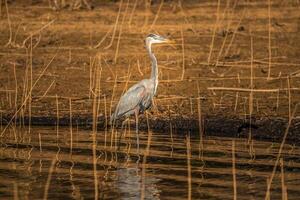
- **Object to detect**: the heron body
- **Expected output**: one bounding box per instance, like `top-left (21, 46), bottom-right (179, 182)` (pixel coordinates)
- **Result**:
top-left (111, 33), bottom-right (172, 152)
top-left (111, 79), bottom-right (155, 120)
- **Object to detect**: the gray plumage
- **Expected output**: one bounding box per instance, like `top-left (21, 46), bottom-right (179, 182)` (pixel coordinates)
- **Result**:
top-left (111, 79), bottom-right (154, 120)
top-left (111, 33), bottom-right (172, 152)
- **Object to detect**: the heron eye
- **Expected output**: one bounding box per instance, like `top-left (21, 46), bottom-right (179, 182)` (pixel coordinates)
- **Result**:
top-left (148, 33), bottom-right (156, 38)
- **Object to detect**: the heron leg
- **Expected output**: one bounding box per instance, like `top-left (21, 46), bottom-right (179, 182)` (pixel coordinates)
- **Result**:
top-left (135, 109), bottom-right (140, 154)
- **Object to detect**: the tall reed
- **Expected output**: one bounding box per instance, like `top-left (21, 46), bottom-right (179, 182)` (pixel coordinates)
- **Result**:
top-left (186, 133), bottom-right (192, 200)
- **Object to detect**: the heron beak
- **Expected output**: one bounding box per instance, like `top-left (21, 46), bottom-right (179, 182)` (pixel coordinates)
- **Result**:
top-left (164, 39), bottom-right (175, 44)
top-left (157, 36), bottom-right (174, 44)
top-left (163, 38), bottom-right (176, 49)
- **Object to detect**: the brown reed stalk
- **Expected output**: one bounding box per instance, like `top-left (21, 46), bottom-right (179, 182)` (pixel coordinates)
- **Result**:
top-left (110, 75), bottom-right (118, 149)
top-left (104, 95), bottom-right (108, 147)
top-left (43, 158), bottom-right (56, 200)
top-left (232, 140), bottom-right (237, 200)
top-left (39, 132), bottom-right (42, 153)
top-left (104, 0), bottom-right (123, 50)
top-left (21, 49), bottom-right (29, 128)
top-left (93, 26), bottom-right (113, 49)
top-left (92, 67), bottom-right (99, 200)
top-left (126, 119), bottom-right (131, 155)
top-left (22, 19), bottom-right (55, 48)
top-left (38, 80), bottom-right (55, 101)
top-left (68, 49), bottom-right (72, 64)
top-left (92, 60), bottom-right (98, 97)
top-left (178, 0), bottom-right (197, 34)
top-left (197, 82), bottom-right (203, 159)
top-left (56, 94), bottom-right (59, 141)
top-left (128, 0), bottom-right (138, 27)
top-left (142, 0), bottom-right (151, 31)
top-left (248, 35), bottom-right (254, 144)
top-left (141, 112), bottom-right (153, 199)
top-left (89, 56), bottom-right (95, 99)
top-left (8, 85), bottom-right (12, 109)
top-left (249, 139), bottom-right (255, 160)
top-left (28, 36), bottom-right (33, 133)
top-left (137, 59), bottom-right (144, 76)
top-left (22, 52), bottom-right (30, 128)
top-left (69, 98), bottom-right (73, 154)
top-left (186, 133), bottom-right (192, 200)
top-left (256, 99), bottom-right (259, 113)
top-left (208, 87), bottom-right (279, 93)
top-left (13, 63), bottom-right (17, 110)
top-left (234, 92), bottom-right (239, 112)
top-left (110, 75), bottom-right (118, 120)
top-left (13, 64), bottom-right (18, 131)
top-left (266, 178), bottom-right (271, 200)
top-left (264, 103), bottom-right (299, 200)
top-left (4, 0), bottom-right (12, 46)
top-left (20, 104), bottom-right (24, 128)
top-left (180, 26), bottom-right (185, 80)
top-left (122, 66), bottom-right (131, 95)
top-left (149, 0), bottom-right (164, 31)
top-left (103, 57), bottom-right (116, 78)
top-left (267, 0), bottom-right (272, 79)
top-left (219, 0), bottom-right (230, 25)
top-left (96, 56), bottom-right (102, 114)
top-left (215, 0), bottom-right (234, 64)
top-left (276, 91), bottom-right (279, 110)
top-left (114, 0), bottom-right (130, 63)
top-left (167, 105), bottom-right (174, 156)
top-left (224, 10), bottom-right (245, 57)
top-left (207, 0), bottom-right (221, 65)
top-left (280, 158), bottom-right (288, 200)
top-left (287, 77), bottom-right (291, 120)
top-left (5, 85), bottom-right (11, 108)
top-left (11, 120), bottom-right (17, 142)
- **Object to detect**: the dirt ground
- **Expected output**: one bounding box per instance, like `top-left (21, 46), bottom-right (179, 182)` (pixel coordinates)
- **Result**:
top-left (0, 0), bottom-right (300, 141)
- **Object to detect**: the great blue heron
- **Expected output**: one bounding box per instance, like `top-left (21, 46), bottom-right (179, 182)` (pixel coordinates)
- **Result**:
top-left (111, 33), bottom-right (173, 152)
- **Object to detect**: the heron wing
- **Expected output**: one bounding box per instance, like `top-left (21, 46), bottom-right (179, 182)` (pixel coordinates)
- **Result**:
top-left (113, 84), bottom-right (147, 119)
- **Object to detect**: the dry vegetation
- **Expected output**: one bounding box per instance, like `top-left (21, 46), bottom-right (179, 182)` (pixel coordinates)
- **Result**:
top-left (0, 0), bottom-right (300, 138)
top-left (0, 1), bottom-right (300, 199)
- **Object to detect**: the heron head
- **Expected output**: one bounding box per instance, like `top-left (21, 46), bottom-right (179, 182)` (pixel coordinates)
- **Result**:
top-left (146, 33), bottom-right (173, 46)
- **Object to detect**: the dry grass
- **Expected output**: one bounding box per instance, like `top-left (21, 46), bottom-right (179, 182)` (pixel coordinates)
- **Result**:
top-left (0, 1), bottom-right (299, 199)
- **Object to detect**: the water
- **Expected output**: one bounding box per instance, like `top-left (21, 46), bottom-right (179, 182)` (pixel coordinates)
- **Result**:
top-left (0, 126), bottom-right (300, 199)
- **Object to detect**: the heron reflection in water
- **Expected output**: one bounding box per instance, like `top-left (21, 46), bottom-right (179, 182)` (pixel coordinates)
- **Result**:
top-left (111, 33), bottom-right (173, 152)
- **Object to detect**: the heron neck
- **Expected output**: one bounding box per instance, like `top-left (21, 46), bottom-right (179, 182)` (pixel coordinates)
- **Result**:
top-left (146, 43), bottom-right (158, 94)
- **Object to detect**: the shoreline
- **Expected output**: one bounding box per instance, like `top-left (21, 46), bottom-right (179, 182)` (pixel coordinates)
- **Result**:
top-left (1, 115), bottom-right (299, 144)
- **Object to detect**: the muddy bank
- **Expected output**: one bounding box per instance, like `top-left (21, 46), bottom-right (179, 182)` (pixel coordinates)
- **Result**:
top-left (2, 115), bottom-right (300, 144)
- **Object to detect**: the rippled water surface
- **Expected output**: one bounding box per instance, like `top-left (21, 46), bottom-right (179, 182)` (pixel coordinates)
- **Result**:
top-left (1, 126), bottom-right (300, 199)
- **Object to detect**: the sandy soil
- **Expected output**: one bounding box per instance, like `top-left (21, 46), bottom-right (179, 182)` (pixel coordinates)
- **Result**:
top-left (0, 0), bottom-right (300, 141)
